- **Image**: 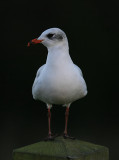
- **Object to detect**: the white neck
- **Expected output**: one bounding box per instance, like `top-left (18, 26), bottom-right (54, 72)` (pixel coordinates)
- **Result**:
top-left (46, 41), bottom-right (73, 67)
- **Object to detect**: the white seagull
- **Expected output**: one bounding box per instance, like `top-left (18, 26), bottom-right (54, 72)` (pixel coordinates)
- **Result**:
top-left (28, 28), bottom-right (87, 140)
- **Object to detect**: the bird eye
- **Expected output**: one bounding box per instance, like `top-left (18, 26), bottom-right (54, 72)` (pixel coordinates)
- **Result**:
top-left (47, 33), bottom-right (54, 39)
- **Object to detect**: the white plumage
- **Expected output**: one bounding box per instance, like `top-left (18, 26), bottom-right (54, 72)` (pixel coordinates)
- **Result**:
top-left (28, 28), bottom-right (87, 140)
top-left (32, 28), bottom-right (87, 107)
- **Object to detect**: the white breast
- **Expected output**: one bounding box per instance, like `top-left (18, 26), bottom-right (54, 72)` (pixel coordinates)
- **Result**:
top-left (32, 62), bottom-right (87, 105)
top-left (32, 41), bottom-right (87, 105)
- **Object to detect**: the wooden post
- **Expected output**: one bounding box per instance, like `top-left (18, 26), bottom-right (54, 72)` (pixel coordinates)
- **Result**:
top-left (13, 136), bottom-right (109, 160)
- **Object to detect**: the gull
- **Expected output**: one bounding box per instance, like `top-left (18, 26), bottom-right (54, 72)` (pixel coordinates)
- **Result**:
top-left (28, 28), bottom-right (87, 140)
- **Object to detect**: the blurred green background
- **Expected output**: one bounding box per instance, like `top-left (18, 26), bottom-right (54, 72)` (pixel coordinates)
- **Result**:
top-left (0, 0), bottom-right (119, 160)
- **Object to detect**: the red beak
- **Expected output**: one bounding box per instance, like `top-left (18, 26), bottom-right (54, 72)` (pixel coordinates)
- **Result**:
top-left (27, 38), bottom-right (43, 47)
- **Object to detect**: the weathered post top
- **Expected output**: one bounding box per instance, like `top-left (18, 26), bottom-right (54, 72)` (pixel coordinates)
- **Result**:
top-left (13, 136), bottom-right (109, 160)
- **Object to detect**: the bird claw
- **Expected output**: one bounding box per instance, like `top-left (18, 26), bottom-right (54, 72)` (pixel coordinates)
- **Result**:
top-left (44, 135), bottom-right (54, 141)
top-left (44, 134), bottom-right (59, 141)
top-left (63, 133), bottom-right (76, 140)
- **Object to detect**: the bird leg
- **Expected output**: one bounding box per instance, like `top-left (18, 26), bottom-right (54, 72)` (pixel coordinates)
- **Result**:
top-left (63, 107), bottom-right (75, 139)
top-left (48, 108), bottom-right (52, 137)
top-left (64, 107), bottom-right (69, 136)
top-left (45, 107), bottom-right (55, 141)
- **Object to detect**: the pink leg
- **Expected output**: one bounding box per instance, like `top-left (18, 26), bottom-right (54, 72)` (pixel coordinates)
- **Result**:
top-left (63, 106), bottom-right (75, 139)
top-left (45, 106), bottom-right (58, 141)
top-left (48, 108), bottom-right (51, 137)
top-left (64, 107), bottom-right (69, 136)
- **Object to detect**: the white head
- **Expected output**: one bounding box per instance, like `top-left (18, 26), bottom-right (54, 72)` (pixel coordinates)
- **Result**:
top-left (28, 28), bottom-right (68, 49)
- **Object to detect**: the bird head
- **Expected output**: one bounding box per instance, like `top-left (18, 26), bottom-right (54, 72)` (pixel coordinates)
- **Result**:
top-left (27, 28), bottom-right (68, 49)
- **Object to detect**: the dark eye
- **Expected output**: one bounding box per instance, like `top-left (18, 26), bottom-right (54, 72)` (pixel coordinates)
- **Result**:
top-left (47, 33), bottom-right (54, 39)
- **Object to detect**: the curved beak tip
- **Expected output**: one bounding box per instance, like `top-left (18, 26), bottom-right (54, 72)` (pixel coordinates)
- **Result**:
top-left (27, 42), bottom-right (30, 47)
top-left (27, 39), bottom-right (43, 47)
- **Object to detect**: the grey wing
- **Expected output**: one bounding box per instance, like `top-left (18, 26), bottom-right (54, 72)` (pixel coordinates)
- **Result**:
top-left (75, 64), bottom-right (88, 96)
top-left (74, 64), bottom-right (83, 77)
top-left (35, 64), bottom-right (46, 79)
top-left (32, 64), bottom-right (46, 89)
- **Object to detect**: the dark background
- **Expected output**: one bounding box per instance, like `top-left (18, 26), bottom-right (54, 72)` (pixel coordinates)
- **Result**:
top-left (0, 0), bottom-right (119, 160)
